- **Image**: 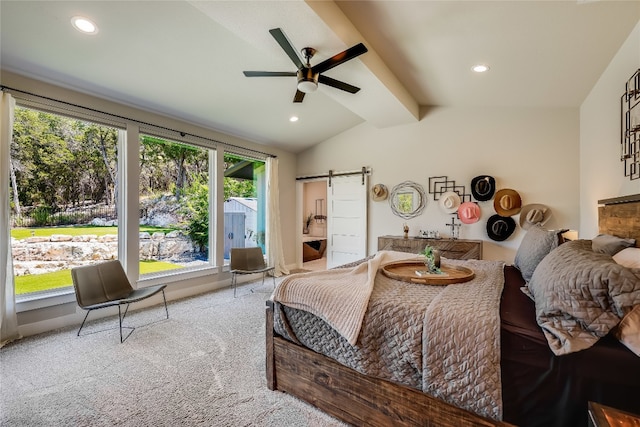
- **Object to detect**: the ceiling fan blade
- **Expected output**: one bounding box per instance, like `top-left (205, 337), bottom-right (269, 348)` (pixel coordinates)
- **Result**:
top-left (293, 90), bottom-right (305, 103)
top-left (318, 75), bottom-right (361, 94)
top-left (311, 43), bottom-right (368, 74)
top-left (269, 28), bottom-right (305, 70)
top-left (243, 71), bottom-right (296, 77)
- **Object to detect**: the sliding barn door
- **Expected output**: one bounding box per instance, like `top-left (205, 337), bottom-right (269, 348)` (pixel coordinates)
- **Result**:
top-left (326, 174), bottom-right (368, 268)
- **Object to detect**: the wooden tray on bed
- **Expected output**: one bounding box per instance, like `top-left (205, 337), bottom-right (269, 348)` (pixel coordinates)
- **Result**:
top-left (381, 260), bottom-right (474, 285)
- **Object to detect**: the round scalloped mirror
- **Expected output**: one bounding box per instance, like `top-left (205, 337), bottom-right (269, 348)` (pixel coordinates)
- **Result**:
top-left (389, 181), bottom-right (427, 219)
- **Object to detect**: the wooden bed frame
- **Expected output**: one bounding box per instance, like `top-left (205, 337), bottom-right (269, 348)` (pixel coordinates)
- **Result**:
top-left (265, 194), bottom-right (639, 427)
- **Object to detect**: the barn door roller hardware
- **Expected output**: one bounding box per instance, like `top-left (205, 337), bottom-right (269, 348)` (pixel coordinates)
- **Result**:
top-left (296, 167), bottom-right (371, 187)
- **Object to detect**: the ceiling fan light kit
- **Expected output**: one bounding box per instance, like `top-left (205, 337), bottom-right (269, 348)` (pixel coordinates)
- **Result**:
top-left (243, 28), bottom-right (367, 103)
top-left (297, 67), bottom-right (318, 93)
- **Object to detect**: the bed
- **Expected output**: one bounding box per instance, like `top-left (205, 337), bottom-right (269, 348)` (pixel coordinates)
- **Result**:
top-left (266, 195), bottom-right (640, 427)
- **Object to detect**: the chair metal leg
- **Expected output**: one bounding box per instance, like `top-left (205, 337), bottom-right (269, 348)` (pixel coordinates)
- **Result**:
top-left (77, 309), bottom-right (92, 337)
top-left (232, 273), bottom-right (237, 298)
top-left (77, 291), bottom-right (166, 343)
top-left (161, 289), bottom-right (169, 319)
top-left (118, 303), bottom-right (135, 343)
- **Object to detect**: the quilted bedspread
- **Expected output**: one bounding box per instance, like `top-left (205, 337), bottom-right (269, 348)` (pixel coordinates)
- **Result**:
top-left (273, 257), bottom-right (506, 420)
top-left (528, 239), bottom-right (640, 355)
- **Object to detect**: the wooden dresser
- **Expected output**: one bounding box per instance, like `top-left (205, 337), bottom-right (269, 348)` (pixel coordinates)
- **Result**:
top-left (377, 236), bottom-right (483, 260)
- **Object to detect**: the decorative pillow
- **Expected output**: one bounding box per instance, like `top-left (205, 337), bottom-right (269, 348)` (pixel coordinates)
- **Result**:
top-left (592, 234), bottom-right (635, 256)
top-left (613, 305), bottom-right (640, 357)
top-left (528, 240), bottom-right (640, 355)
top-left (613, 247), bottom-right (640, 269)
top-left (513, 225), bottom-right (567, 283)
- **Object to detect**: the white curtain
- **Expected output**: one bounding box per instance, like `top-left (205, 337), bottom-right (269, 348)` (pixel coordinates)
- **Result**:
top-left (266, 157), bottom-right (289, 277)
top-left (1, 91), bottom-right (20, 347)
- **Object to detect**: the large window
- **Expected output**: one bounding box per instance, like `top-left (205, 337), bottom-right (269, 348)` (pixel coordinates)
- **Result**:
top-left (223, 154), bottom-right (266, 263)
top-left (8, 104), bottom-right (270, 300)
top-left (10, 106), bottom-right (120, 297)
top-left (139, 134), bottom-right (211, 276)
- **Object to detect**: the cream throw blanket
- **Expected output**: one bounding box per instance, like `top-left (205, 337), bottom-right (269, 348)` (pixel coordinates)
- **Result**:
top-left (272, 250), bottom-right (419, 345)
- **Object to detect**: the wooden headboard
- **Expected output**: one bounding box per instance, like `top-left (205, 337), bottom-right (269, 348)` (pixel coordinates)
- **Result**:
top-left (598, 194), bottom-right (640, 247)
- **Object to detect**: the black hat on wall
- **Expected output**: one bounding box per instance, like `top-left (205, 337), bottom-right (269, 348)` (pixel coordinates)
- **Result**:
top-left (486, 214), bottom-right (516, 241)
top-left (471, 175), bottom-right (496, 201)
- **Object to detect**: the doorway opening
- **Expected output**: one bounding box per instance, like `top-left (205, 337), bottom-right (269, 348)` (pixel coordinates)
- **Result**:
top-left (302, 180), bottom-right (327, 272)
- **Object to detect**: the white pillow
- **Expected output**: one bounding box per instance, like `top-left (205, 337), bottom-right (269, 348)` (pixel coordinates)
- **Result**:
top-left (613, 247), bottom-right (640, 269)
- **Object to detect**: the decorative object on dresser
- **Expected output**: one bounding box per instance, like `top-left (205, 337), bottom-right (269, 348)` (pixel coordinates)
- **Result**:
top-left (445, 215), bottom-right (462, 239)
top-left (621, 68), bottom-right (639, 180)
top-left (378, 235), bottom-right (483, 260)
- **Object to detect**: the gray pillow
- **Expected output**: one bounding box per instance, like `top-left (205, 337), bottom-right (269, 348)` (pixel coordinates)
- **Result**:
top-left (513, 225), bottom-right (567, 282)
top-left (592, 234), bottom-right (635, 256)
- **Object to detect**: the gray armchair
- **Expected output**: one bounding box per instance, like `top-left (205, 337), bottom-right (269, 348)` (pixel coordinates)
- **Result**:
top-left (71, 260), bottom-right (168, 343)
top-left (230, 247), bottom-right (275, 297)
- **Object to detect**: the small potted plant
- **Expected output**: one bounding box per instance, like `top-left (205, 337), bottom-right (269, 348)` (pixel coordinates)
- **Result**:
top-left (421, 246), bottom-right (441, 274)
top-left (303, 212), bottom-right (313, 234)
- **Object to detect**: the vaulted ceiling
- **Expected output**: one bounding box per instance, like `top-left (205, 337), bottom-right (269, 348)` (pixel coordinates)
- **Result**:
top-left (2, 1), bottom-right (639, 153)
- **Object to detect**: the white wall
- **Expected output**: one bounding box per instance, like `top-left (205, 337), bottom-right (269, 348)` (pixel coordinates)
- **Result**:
top-left (580, 20), bottom-right (640, 238)
top-left (298, 106), bottom-right (580, 262)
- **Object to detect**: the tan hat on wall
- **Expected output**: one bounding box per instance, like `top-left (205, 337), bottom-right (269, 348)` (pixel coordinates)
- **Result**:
top-left (519, 203), bottom-right (552, 229)
top-left (494, 189), bottom-right (522, 217)
top-left (371, 184), bottom-right (388, 201)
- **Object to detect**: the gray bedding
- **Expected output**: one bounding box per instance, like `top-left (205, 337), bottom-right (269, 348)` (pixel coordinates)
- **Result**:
top-left (527, 239), bottom-right (640, 355)
top-left (273, 258), bottom-right (506, 420)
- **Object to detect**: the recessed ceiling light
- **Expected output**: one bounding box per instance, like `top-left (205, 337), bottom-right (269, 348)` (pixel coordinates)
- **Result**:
top-left (289, 116), bottom-right (299, 122)
top-left (71, 16), bottom-right (98, 35)
top-left (471, 64), bottom-right (490, 73)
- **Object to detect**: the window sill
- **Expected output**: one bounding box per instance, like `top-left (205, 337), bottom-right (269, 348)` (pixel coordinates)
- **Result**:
top-left (16, 265), bottom-right (224, 313)
top-left (137, 264), bottom-right (222, 287)
top-left (16, 287), bottom-right (76, 313)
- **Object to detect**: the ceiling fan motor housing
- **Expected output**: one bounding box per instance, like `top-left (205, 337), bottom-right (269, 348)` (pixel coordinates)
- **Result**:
top-left (297, 68), bottom-right (319, 93)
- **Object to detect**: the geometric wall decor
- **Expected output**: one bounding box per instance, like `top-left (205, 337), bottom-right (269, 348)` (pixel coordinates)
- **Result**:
top-left (621, 68), bottom-right (640, 180)
top-left (428, 176), bottom-right (472, 202)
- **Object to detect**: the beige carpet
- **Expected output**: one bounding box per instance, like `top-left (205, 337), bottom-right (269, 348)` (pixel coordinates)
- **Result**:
top-left (0, 278), bottom-right (347, 427)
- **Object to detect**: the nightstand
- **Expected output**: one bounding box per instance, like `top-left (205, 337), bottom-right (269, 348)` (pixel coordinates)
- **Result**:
top-left (377, 236), bottom-right (483, 260)
top-left (588, 402), bottom-right (640, 427)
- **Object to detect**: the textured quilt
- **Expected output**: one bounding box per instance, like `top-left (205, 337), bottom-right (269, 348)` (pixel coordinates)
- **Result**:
top-left (273, 257), bottom-right (506, 420)
top-left (528, 239), bottom-right (640, 355)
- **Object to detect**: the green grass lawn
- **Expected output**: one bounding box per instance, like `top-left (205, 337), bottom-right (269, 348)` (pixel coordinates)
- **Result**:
top-left (11, 225), bottom-right (177, 240)
top-left (13, 225), bottom-right (185, 295)
top-left (15, 260), bottom-right (182, 295)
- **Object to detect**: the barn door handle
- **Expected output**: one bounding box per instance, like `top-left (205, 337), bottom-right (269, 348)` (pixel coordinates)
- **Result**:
top-left (228, 232), bottom-right (234, 239)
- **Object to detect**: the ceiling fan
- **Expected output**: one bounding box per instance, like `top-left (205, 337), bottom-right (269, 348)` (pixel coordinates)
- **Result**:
top-left (243, 28), bottom-right (368, 103)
